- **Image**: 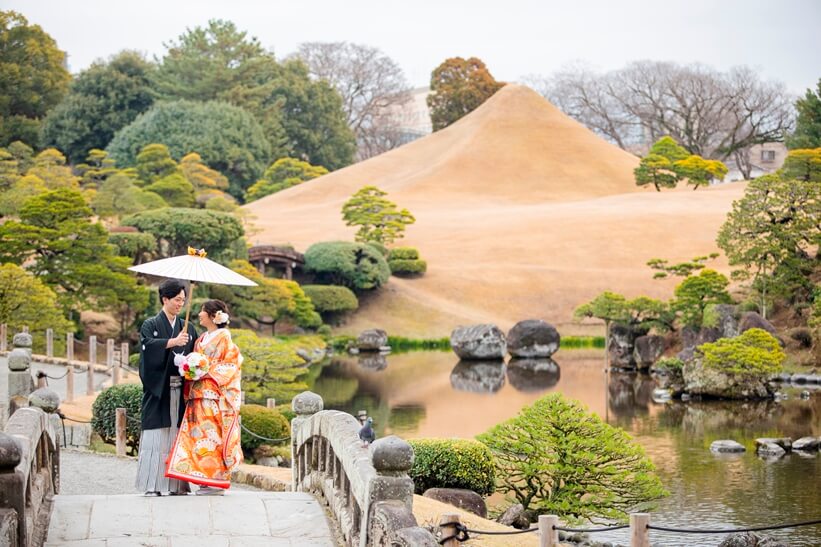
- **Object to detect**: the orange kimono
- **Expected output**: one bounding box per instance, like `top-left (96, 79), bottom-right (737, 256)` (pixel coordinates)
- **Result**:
top-left (165, 329), bottom-right (243, 488)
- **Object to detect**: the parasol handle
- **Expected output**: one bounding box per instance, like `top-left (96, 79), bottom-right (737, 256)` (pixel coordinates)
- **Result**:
top-left (182, 281), bottom-right (195, 337)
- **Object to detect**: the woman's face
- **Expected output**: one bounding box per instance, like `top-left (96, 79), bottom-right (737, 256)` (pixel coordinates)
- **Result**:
top-left (198, 307), bottom-right (215, 329)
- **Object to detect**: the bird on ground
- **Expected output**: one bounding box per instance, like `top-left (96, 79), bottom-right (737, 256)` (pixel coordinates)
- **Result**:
top-left (359, 417), bottom-right (375, 447)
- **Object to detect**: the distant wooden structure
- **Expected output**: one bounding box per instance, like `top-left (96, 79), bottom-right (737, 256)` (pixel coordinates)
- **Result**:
top-left (248, 245), bottom-right (305, 280)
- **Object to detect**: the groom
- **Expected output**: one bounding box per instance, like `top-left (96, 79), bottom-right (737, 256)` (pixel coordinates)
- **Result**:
top-left (134, 278), bottom-right (198, 495)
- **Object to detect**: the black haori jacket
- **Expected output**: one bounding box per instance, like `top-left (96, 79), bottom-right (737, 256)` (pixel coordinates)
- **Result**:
top-left (138, 312), bottom-right (197, 430)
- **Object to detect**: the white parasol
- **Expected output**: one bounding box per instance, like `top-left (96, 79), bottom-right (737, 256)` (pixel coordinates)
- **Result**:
top-left (129, 247), bottom-right (257, 332)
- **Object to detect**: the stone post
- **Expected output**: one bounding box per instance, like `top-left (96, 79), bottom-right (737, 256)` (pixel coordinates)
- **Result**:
top-left (66, 333), bottom-right (74, 361)
top-left (291, 391), bottom-right (323, 489)
top-left (266, 398), bottom-right (276, 409)
top-left (120, 342), bottom-right (129, 375)
top-left (8, 333), bottom-right (34, 416)
top-left (65, 367), bottom-right (74, 403)
top-left (87, 336), bottom-right (97, 395)
top-left (115, 408), bottom-right (126, 457)
top-left (0, 323), bottom-right (6, 352)
top-left (0, 431), bottom-right (23, 546)
top-left (46, 329), bottom-right (53, 358)
top-left (438, 514), bottom-right (461, 547)
top-left (369, 435), bottom-right (415, 509)
top-left (106, 339), bottom-right (114, 386)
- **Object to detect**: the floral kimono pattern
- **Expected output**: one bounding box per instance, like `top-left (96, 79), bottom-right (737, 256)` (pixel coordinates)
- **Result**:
top-left (166, 329), bottom-right (243, 488)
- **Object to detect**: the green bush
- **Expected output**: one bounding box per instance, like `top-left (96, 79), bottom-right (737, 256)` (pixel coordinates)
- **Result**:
top-left (304, 241), bottom-right (390, 291)
top-left (91, 383), bottom-right (142, 455)
top-left (388, 258), bottom-right (427, 276)
top-left (388, 247), bottom-right (419, 260)
top-left (302, 285), bottom-right (359, 313)
top-left (239, 404), bottom-right (291, 451)
top-left (654, 357), bottom-right (684, 371)
top-left (408, 438), bottom-right (496, 496)
top-left (698, 328), bottom-right (785, 376)
top-left (477, 393), bottom-right (666, 522)
top-left (275, 403), bottom-right (296, 422)
top-left (366, 242), bottom-right (389, 257)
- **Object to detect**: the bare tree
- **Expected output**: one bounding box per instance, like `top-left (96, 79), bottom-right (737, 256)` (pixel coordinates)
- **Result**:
top-left (293, 42), bottom-right (413, 160)
top-left (524, 61), bottom-right (794, 178)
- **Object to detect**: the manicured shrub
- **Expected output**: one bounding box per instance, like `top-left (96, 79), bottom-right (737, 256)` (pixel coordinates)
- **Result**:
top-left (698, 328), bottom-right (785, 376)
top-left (477, 393), bottom-right (666, 522)
top-left (302, 285), bottom-right (359, 313)
top-left (304, 241), bottom-right (390, 291)
top-left (654, 357), bottom-right (684, 371)
top-left (91, 383), bottom-right (142, 455)
top-left (366, 242), bottom-right (389, 257)
top-left (388, 247), bottom-right (419, 260)
top-left (239, 404), bottom-right (291, 451)
top-left (388, 258), bottom-right (427, 276)
top-left (408, 438), bottom-right (496, 496)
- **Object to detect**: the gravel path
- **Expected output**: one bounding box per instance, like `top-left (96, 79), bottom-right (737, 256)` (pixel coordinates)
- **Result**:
top-left (59, 449), bottom-right (261, 495)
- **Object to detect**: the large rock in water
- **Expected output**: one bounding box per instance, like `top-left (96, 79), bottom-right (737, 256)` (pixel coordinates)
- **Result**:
top-left (357, 329), bottom-right (388, 351)
top-left (683, 356), bottom-right (775, 399)
top-left (450, 324), bottom-right (506, 360)
top-left (423, 488), bottom-right (487, 518)
top-left (608, 324), bottom-right (640, 368)
top-left (712, 304), bottom-right (740, 338)
top-left (506, 320), bottom-right (560, 358)
top-left (633, 335), bottom-right (666, 370)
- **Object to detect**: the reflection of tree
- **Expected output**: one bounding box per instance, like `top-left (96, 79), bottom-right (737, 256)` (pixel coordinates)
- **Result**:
top-left (388, 405), bottom-right (426, 435)
top-left (312, 375), bottom-right (360, 406)
top-left (506, 358), bottom-right (560, 392)
top-left (450, 360), bottom-right (506, 393)
top-left (607, 372), bottom-right (656, 426)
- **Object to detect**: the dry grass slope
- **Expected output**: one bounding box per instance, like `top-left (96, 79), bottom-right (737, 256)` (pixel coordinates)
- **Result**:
top-left (245, 84), bottom-right (745, 337)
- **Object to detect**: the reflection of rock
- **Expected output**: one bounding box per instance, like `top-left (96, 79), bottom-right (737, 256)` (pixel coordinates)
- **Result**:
top-left (718, 532), bottom-right (787, 547)
top-left (506, 358), bottom-right (559, 392)
top-left (679, 400), bottom-right (783, 437)
top-left (358, 353), bottom-right (388, 370)
top-left (607, 372), bottom-right (656, 418)
top-left (450, 360), bottom-right (506, 393)
top-left (450, 324), bottom-right (507, 360)
top-left (507, 320), bottom-right (560, 358)
top-left (357, 329), bottom-right (388, 351)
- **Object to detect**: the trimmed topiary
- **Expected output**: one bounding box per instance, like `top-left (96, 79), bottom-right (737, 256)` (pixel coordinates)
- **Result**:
top-left (302, 285), bottom-right (359, 313)
top-left (698, 328), bottom-right (785, 376)
top-left (408, 438), bottom-right (496, 496)
top-left (388, 247), bottom-right (419, 260)
top-left (654, 357), bottom-right (684, 371)
top-left (304, 241), bottom-right (390, 291)
top-left (91, 383), bottom-right (142, 455)
top-left (239, 404), bottom-right (291, 451)
top-left (389, 259), bottom-right (427, 276)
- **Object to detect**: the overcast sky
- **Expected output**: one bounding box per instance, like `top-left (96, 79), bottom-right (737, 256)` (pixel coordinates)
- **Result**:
top-left (6, 0), bottom-right (820, 94)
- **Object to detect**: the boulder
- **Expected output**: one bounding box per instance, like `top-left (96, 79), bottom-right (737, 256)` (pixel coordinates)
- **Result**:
top-left (682, 356), bottom-right (775, 399)
top-left (718, 532), bottom-right (786, 547)
top-left (496, 503), bottom-right (530, 529)
top-left (755, 438), bottom-right (792, 452)
top-left (422, 488), bottom-right (487, 518)
top-left (506, 358), bottom-right (560, 392)
top-left (450, 324), bottom-right (506, 360)
top-left (756, 443), bottom-right (786, 458)
top-left (712, 304), bottom-right (741, 339)
top-left (710, 440), bottom-right (746, 453)
top-left (792, 436), bottom-right (821, 451)
top-left (450, 360), bottom-right (506, 393)
top-left (607, 324), bottom-right (640, 368)
top-left (633, 335), bottom-right (666, 370)
top-left (739, 312), bottom-right (778, 338)
top-left (506, 320), bottom-right (560, 358)
top-left (357, 329), bottom-right (388, 351)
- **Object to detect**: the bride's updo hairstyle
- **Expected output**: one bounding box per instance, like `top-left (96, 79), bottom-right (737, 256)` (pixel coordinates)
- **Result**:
top-left (203, 299), bottom-right (231, 328)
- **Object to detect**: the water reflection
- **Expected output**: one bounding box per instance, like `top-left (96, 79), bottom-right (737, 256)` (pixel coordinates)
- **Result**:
top-left (292, 350), bottom-right (821, 545)
top-left (450, 360), bottom-right (506, 393)
top-left (506, 358), bottom-right (560, 392)
top-left (358, 353), bottom-right (388, 370)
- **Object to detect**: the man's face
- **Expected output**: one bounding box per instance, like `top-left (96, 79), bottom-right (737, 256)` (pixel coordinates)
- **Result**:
top-left (163, 289), bottom-right (186, 316)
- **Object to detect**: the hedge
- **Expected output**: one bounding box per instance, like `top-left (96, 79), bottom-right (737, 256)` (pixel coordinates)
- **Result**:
top-left (302, 284), bottom-right (359, 313)
top-left (699, 328), bottom-right (784, 376)
top-left (389, 259), bottom-right (427, 276)
top-left (388, 247), bottom-right (419, 260)
top-left (91, 383), bottom-right (142, 455)
top-left (239, 404), bottom-right (291, 451)
top-left (304, 241), bottom-right (390, 291)
top-left (408, 438), bottom-right (496, 495)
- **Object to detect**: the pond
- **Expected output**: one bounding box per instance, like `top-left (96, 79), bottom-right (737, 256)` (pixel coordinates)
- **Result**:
top-left (304, 349), bottom-right (821, 546)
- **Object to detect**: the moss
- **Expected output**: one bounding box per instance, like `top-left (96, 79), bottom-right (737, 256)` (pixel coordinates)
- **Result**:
top-left (655, 357), bottom-right (684, 371)
top-left (699, 328), bottom-right (784, 376)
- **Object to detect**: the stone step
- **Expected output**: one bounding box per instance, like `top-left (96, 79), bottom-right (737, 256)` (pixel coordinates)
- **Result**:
top-left (45, 492), bottom-right (335, 546)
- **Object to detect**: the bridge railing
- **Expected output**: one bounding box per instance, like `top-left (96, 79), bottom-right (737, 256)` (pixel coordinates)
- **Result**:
top-left (0, 402), bottom-right (60, 547)
top-left (291, 391), bottom-right (436, 547)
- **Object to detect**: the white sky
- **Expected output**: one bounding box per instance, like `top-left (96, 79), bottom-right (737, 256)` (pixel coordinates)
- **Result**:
top-left (5, 0), bottom-right (820, 94)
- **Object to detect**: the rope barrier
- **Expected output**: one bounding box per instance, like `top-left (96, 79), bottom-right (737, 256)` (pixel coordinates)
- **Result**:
top-left (36, 369), bottom-right (69, 380)
top-left (239, 421), bottom-right (290, 443)
top-left (647, 518), bottom-right (821, 534)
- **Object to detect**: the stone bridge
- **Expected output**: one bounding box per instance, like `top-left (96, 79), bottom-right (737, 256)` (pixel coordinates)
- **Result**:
top-left (1, 330), bottom-right (436, 547)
